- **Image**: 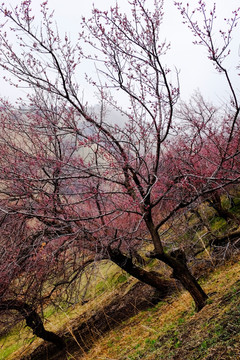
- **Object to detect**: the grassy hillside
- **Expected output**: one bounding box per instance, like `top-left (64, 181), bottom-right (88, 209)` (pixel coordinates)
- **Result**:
top-left (0, 254), bottom-right (239, 360)
top-left (70, 257), bottom-right (240, 360)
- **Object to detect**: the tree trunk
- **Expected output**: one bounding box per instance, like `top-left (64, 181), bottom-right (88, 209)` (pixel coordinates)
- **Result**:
top-left (211, 229), bottom-right (240, 247)
top-left (144, 214), bottom-right (208, 311)
top-left (155, 251), bottom-right (208, 311)
top-left (107, 247), bottom-right (176, 298)
top-left (0, 300), bottom-right (66, 349)
top-left (207, 193), bottom-right (237, 223)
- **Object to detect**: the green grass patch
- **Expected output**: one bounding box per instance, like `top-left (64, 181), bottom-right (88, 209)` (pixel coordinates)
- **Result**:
top-left (0, 324), bottom-right (34, 360)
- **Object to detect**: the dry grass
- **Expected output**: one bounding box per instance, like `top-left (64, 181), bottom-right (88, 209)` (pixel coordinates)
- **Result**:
top-left (0, 261), bottom-right (127, 360)
top-left (1, 256), bottom-right (240, 360)
top-left (76, 255), bottom-right (240, 360)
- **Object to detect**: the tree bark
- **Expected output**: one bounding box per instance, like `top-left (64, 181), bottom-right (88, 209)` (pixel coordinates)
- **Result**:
top-left (154, 251), bottom-right (208, 311)
top-left (207, 193), bottom-right (238, 223)
top-left (211, 229), bottom-right (240, 247)
top-left (0, 300), bottom-right (66, 349)
top-left (144, 214), bottom-right (208, 311)
top-left (109, 245), bottom-right (208, 311)
top-left (107, 247), bottom-right (176, 298)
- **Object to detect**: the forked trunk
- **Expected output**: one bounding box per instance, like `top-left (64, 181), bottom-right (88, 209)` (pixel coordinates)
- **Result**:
top-left (157, 251), bottom-right (208, 311)
top-left (145, 217), bottom-right (208, 311)
top-left (108, 247), bottom-right (176, 298)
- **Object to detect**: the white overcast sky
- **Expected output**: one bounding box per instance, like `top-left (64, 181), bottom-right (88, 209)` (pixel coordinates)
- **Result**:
top-left (1, 0), bottom-right (240, 106)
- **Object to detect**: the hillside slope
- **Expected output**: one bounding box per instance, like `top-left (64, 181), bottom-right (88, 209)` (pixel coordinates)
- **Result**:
top-left (78, 257), bottom-right (240, 360)
top-left (3, 255), bottom-right (239, 360)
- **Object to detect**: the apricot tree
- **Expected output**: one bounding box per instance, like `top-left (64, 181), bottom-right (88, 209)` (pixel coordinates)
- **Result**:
top-left (0, 2), bottom-right (239, 334)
